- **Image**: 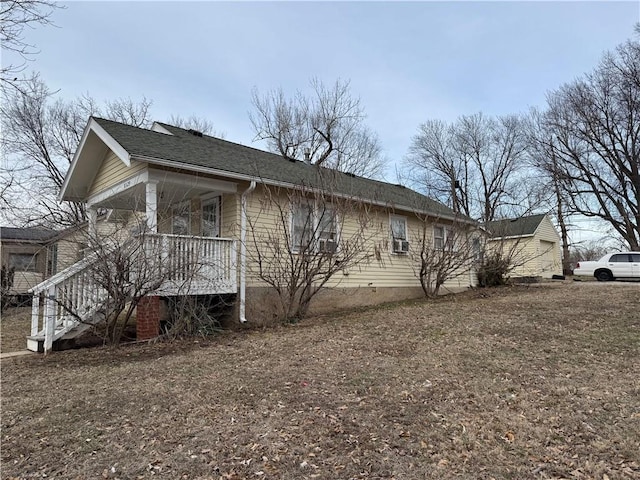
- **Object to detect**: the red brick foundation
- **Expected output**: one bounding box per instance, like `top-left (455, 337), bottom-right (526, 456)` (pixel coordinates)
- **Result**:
top-left (136, 296), bottom-right (160, 340)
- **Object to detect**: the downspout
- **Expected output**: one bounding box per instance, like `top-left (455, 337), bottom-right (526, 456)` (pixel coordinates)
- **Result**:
top-left (239, 180), bottom-right (256, 323)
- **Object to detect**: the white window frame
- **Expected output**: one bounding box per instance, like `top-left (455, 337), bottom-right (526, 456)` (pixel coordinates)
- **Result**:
top-left (390, 214), bottom-right (409, 254)
top-left (433, 224), bottom-right (455, 250)
top-left (290, 200), bottom-right (340, 254)
top-left (433, 225), bottom-right (445, 250)
top-left (201, 195), bottom-right (221, 237)
top-left (172, 201), bottom-right (192, 235)
top-left (290, 200), bottom-right (314, 254)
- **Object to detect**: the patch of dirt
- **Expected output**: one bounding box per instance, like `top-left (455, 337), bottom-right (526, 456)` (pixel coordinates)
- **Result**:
top-left (1, 283), bottom-right (639, 479)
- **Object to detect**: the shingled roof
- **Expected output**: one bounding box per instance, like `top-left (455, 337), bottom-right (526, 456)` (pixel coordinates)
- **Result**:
top-left (0, 227), bottom-right (57, 243)
top-left (484, 214), bottom-right (547, 238)
top-left (92, 117), bottom-right (470, 222)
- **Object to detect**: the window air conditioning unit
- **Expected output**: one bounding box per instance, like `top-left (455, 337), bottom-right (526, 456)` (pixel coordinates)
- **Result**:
top-left (393, 239), bottom-right (409, 253)
top-left (319, 239), bottom-right (338, 254)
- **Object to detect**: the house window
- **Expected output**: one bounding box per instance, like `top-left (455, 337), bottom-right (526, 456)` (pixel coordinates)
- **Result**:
top-left (390, 215), bottom-right (407, 241)
top-left (434, 226), bottom-right (445, 250)
top-left (291, 201), bottom-right (314, 253)
top-left (47, 244), bottom-right (58, 276)
top-left (318, 205), bottom-right (338, 253)
top-left (172, 202), bottom-right (191, 235)
top-left (434, 225), bottom-right (455, 250)
top-left (472, 237), bottom-right (483, 261)
top-left (202, 197), bottom-right (221, 237)
top-left (390, 215), bottom-right (409, 254)
top-left (318, 206), bottom-right (337, 241)
top-left (290, 201), bottom-right (339, 253)
top-left (9, 253), bottom-right (37, 272)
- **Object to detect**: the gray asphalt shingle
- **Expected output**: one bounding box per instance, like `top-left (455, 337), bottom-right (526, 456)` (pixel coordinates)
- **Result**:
top-left (484, 214), bottom-right (546, 238)
top-left (93, 117), bottom-right (467, 220)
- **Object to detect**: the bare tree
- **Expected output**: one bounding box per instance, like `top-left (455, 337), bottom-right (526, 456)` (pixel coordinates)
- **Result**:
top-left (246, 180), bottom-right (380, 322)
top-left (167, 114), bottom-right (223, 137)
top-left (526, 109), bottom-right (575, 275)
top-left (0, 73), bottom-right (153, 227)
top-left (409, 217), bottom-right (479, 297)
top-left (540, 38), bottom-right (640, 250)
top-left (404, 113), bottom-right (531, 222)
top-left (250, 78), bottom-right (386, 179)
top-left (0, 0), bottom-right (61, 88)
top-left (479, 220), bottom-right (560, 285)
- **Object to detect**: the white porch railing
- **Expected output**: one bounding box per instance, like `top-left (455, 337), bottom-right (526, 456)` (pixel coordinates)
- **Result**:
top-left (28, 235), bottom-right (238, 352)
top-left (143, 234), bottom-right (237, 295)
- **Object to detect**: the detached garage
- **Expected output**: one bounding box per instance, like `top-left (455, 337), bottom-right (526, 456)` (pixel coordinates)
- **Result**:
top-left (485, 214), bottom-right (563, 279)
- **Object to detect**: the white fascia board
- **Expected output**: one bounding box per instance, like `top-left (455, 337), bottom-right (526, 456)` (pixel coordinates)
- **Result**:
top-left (58, 118), bottom-right (131, 201)
top-left (488, 234), bottom-right (534, 241)
top-left (131, 154), bottom-right (476, 225)
top-left (90, 119), bottom-right (131, 166)
top-left (86, 171), bottom-right (149, 207)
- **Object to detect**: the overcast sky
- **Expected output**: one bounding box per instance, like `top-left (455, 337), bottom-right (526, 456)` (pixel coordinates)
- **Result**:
top-left (3, 1), bottom-right (639, 238)
top-left (5, 1), bottom-right (637, 169)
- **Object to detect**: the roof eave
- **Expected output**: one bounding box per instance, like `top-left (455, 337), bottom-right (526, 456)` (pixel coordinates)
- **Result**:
top-left (131, 153), bottom-right (475, 224)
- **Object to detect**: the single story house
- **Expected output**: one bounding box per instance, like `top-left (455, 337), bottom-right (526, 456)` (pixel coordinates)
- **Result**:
top-left (28, 117), bottom-right (480, 352)
top-left (484, 214), bottom-right (562, 279)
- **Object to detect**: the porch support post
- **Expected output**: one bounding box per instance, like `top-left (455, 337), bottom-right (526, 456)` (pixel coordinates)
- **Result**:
top-left (88, 207), bottom-right (97, 240)
top-left (146, 182), bottom-right (158, 233)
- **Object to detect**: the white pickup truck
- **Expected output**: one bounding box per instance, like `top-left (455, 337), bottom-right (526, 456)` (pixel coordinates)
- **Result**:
top-left (573, 252), bottom-right (640, 281)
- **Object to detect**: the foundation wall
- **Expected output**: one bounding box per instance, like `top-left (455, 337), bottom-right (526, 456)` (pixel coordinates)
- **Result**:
top-left (242, 285), bottom-right (469, 326)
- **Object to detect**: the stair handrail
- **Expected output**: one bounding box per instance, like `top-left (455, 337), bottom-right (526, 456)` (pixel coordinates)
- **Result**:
top-left (29, 250), bottom-right (103, 295)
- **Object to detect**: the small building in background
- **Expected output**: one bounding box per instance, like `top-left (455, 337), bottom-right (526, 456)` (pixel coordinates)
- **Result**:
top-left (0, 227), bottom-right (58, 303)
top-left (485, 214), bottom-right (562, 280)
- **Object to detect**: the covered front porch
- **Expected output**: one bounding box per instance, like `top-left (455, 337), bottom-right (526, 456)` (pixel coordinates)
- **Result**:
top-left (85, 166), bottom-right (241, 295)
top-left (27, 167), bottom-right (244, 352)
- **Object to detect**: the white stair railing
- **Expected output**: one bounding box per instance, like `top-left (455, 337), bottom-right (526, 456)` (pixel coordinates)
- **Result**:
top-left (29, 252), bottom-right (109, 352)
top-left (28, 234), bottom-right (238, 352)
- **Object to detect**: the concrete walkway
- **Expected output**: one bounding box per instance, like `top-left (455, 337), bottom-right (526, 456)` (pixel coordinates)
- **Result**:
top-left (0, 350), bottom-right (34, 360)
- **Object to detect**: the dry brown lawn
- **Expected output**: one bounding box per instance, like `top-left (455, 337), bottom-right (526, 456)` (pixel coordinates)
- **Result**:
top-left (1, 282), bottom-right (639, 479)
top-left (1, 307), bottom-right (31, 354)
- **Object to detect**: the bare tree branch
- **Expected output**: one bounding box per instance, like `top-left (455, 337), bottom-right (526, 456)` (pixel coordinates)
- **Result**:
top-left (540, 38), bottom-right (640, 249)
top-left (1, 73), bottom-right (153, 227)
top-left (0, 0), bottom-right (62, 87)
top-left (250, 78), bottom-right (386, 179)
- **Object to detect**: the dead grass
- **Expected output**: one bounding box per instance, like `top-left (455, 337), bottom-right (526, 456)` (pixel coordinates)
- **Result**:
top-left (1, 282), bottom-right (639, 479)
top-left (1, 307), bottom-right (31, 353)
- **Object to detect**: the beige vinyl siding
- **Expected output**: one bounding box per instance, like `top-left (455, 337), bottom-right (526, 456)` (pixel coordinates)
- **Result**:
top-left (221, 193), bottom-right (239, 238)
top-left (55, 236), bottom-right (85, 272)
top-left (87, 150), bottom-right (146, 198)
top-left (487, 216), bottom-right (562, 278)
top-left (11, 271), bottom-right (45, 295)
top-left (243, 185), bottom-right (476, 290)
top-left (535, 217), bottom-right (562, 277)
top-left (54, 219), bottom-right (128, 272)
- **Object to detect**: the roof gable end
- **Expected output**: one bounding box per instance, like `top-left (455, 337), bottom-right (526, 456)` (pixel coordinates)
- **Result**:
top-left (59, 117), bottom-right (131, 202)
